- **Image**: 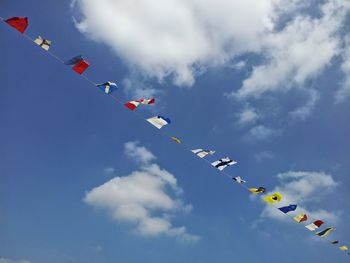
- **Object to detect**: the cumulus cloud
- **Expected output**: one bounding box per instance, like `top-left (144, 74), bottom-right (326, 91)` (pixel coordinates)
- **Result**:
top-left (71, 0), bottom-right (296, 86)
top-left (0, 258), bottom-right (30, 263)
top-left (237, 107), bottom-right (259, 126)
top-left (84, 141), bottom-right (198, 242)
top-left (73, 0), bottom-right (350, 94)
top-left (124, 141), bottom-right (156, 164)
top-left (260, 171), bottom-right (340, 224)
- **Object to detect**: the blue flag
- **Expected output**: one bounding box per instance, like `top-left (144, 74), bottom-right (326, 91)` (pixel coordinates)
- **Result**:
top-left (65, 55), bottom-right (83, 65)
top-left (278, 204), bottom-right (297, 214)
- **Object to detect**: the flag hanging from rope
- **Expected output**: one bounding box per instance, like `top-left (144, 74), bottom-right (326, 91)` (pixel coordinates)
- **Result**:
top-left (211, 157), bottom-right (237, 171)
top-left (170, 136), bottom-right (181, 144)
top-left (124, 98), bottom-right (155, 110)
top-left (293, 213), bottom-right (308, 223)
top-left (191, 149), bottom-right (215, 158)
top-left (65, 55), bottom-right (90, 74)
top-left (278, 204), bottom-right (297, 214)
top-left (34, 36), bottom-right (51, 51)
top-left (5, 17), bottom-right (28, 33)
top-left (147, 116), bottom-right (171, 129)
top-left (305, 220), bottom-right (324, 231)
top-left (233, 176), bottom-right (246, 184)
top-left (96, 81), bottom-right (118, 94)
top-left (249, 187), bottom-right (266, 194)
top-left (316, 227), bottom-right (335, 237)
top-left (263, 192), bottom-right (282, 204)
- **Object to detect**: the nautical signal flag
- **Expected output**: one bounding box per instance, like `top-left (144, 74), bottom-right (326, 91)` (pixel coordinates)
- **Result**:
top-left (233, 176), bottom-right (246, 184)
top-left (305, 220), bottom-right (324, 231)
top-left (96, 82), bottom-right (118, 94)
top-left (170, 136), bottom-right (181, 144)
top-left (147, 116), bottom-right (171, 129)
top-left (65, 55), bottom-right (90, 74)
top-left (263, 192), bottom-right (282, 204)
top-left (124, 98), bottom-right (155, 110)
top-left (316, 227), bottom-right (335, 237)
top-left (191, 149), bottom-right (215, 158)
top-left (211, 158), bottom-right (237, 171)
top-left (5, 17), bottom-right (28, 33)
top-left (34, 36), bottom-right (51, 51)
top-left (339, 246), bottom-right (348, 251)
top-left (249, 187), bottom-right (266, 194)
top-left (278, 204), bottom-right (297, 214)
top-left (293, 213), bottom-right (308, 223)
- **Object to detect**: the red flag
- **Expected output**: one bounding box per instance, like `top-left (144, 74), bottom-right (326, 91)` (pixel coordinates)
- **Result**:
top-left (5, 17), bottom-right (28, 33)
top-left (72, 60), bottom-right (90, 74)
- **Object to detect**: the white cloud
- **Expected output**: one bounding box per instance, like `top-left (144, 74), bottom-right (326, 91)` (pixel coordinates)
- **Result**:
top-left (237, 107), bottom-right (259, 126)
top-left (72, 0), bottom-right (295, 86)
top-left (260, 171), bottom-right (340, 224)
top-left (335, 35), bottom-right (350, 103)
top-left (84, 141), bottom-right (199, 242)
top-left (234, 0), bottom-right (349, 100)
top-left (247, 125), bottom-right (280, 141)
top-left (73, 0), bottom-right (350, 93)
top-left (290, 89), bottom-right (320, 120)
top-left (124, 141), bottom-right (156, 165)
top-left (0, 259), bottom-right (30, 263)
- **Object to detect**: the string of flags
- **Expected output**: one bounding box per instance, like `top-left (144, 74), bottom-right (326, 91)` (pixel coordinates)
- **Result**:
top-left (2, 16), bottom-right (349, 256)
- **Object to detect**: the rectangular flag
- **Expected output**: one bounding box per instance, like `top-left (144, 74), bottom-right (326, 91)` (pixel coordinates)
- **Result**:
top-left (125, 98), bottom-right (155, 110)
top-left (191, 149), bottom-right (215, 158)
top-left (305, 220), bottom-right (324, 231)
top-left (278, 204), bottom-right (297, 214)
top-left (147, 116), bottom-right (171, 129)
top-left (211, 158), bottom-right (237, 171)
top-left (34, 36), bottom-right (51, 51)
top-left (316, 227), bottom-right (335, 237)
top-left (293, 213), bottom-right (308, 223)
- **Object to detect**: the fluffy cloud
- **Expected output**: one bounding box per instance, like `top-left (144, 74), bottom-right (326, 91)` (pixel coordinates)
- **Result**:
top-left (124, 141), bottom-right (156, 164)
top-left (71, 0), bottom-right (291, 86)
top-left (84, 141), bottom-right (198, 242)
top-left (235, 0), bottom-right (348, 99)
top-left (0, 259), bottom-right (30, 263)
top-left (237, 107), bottom-right (259, 126)
top-left (335, 35), bottom-right (350, 103)
top-left (260, 171), bottom-right (340, 224)
top-left (73, 0), bottom-right (350, 96)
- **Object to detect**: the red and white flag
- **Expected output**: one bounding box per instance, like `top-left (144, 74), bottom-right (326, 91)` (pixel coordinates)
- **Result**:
top-left (124, 98), bottom-right (155, 110)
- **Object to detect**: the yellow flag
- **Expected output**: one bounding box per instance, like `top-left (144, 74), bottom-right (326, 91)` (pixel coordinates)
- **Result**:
top-left (339, 246), bottom-right (348, 251)
top-left (249, 187), bottom-right (266, 194)
top-left (263, 192), bottom-right (282, 204)
top-left (293, 213), bottom-right (308, 223)
top-left (170, 136), bottom-right (181, 144)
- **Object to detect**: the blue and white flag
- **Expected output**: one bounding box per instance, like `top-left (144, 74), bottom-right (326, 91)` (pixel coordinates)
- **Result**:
top-left (96, 81), bottom-right (118, 94)
top-left (147, 116), bottom-right (171, 129)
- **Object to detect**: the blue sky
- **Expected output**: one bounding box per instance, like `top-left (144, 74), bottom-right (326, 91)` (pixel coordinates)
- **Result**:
top-left (1, 0), bottom-right (350, 262)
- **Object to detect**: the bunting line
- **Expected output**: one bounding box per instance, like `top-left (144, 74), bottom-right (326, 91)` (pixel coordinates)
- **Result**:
top-left (1, 16), bottom-right (349, 256)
